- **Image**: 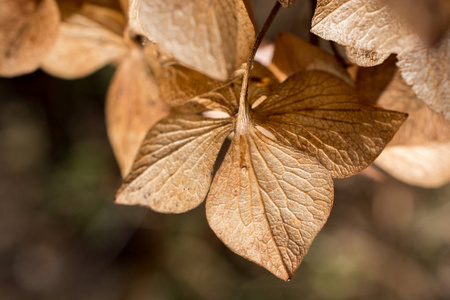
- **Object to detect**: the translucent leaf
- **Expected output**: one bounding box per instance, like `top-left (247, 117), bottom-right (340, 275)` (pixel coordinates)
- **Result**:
top-left (271, 32), bottom-right (353, 85)
top-left (376, 143), bottom-right (450, 188)
top-left (106, 49), bottom-right (169, 176)
top-left (130, 0), bottom-right (255, 81)
top-left (398, 33), bottom-right (450, 120)
top-left (42, 3), bottom-right (127, 79)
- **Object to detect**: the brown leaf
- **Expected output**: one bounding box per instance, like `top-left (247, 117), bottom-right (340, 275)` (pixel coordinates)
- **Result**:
top-left (68, 1), bottom-right (125, 34)
top-left (242, 0), bottom-right (257, 28)
top-left (41, 3), bottom-right (127, 79)
top-left (377, 72), bottom-right (450, 146)
top-left (0, 0), bottom-right (60, 77)
top-left (374, 72), bottom-right (450, 187)
top-left (380, 0), bottom-right (450, 46)
top-left (118, 0), bottom-right (129, 14)
top-left (397, 33), bottom-right (450, 120)
top-left (375, 142), bottom-right (450, 188)
top-left (254, 71), bottom-right (407, 178)
top-left (106, 48), bottom-right (170, 177)
top-left (116, 60), bottom-right (405, 280)
top-left (356, 55), bottom-right (397, 105)
top-left (156, 62), bottom-right (278, 114)
top-left (247, 62), bottom-right (280, 106)
top-left (128, 0), bottom-right (144, 35)
top-left (78, 0), bottom-right (122, 10)
top-left (206, 128), bottom-right (333, 281)
top-left (130, 0), bottom-right (255, 81)
top-left (311, 0), bottom-right (450, 119)
top-left (156, 63), bottom-right (235, 114)
top-left (311, 0), bottom-right (420, 65)
top-left (271, 32), bottom-right (353, 85)
top-left (345, 46), bottom-right (390, 67)
top-left (116, 113), bottom-right (233, 213)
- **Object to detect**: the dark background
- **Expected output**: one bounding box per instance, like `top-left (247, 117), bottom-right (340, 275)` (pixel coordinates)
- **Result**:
top-left (1, 0), bottom-right (449, 299)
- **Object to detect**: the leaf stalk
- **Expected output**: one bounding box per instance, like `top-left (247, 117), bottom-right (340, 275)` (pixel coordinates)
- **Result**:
top-left (237, 1), bottom-right (281, 130)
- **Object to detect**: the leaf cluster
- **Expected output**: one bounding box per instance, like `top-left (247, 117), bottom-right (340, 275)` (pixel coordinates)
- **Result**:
top-left (1, 0), bottom-right (449, 280)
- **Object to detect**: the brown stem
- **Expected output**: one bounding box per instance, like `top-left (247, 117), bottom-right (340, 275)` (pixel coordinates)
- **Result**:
top-left (237, 1), bottom-right (281, 126)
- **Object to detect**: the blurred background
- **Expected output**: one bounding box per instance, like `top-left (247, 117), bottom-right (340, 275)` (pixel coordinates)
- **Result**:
top-left (1, 1), bottom-right (449, 299)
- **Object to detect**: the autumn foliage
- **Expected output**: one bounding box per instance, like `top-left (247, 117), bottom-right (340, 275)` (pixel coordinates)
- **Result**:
top-left (1, 0), bottom-right (449, 280)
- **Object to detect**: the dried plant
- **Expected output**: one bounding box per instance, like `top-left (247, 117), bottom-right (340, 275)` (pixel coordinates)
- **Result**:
top-left (1, 0), bottom-right (448, 281)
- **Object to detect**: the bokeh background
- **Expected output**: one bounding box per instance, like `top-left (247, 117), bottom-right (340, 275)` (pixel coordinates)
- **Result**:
top-left (1, 1), bottom-right (450, 299)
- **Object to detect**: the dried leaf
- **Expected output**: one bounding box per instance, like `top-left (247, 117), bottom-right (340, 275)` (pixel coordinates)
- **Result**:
top-left (157, 62), bottom-right (278, 115)
top-left (254, 71), bottom-right (407, 178)
top-left (373, 72), bottom-right (450, 187)
top-left (41, 3), bottom-right (127, 79)
top-left (271, 32), bottom-right (353, 85)
top-left (117, 62), bottom-right (405, 280)
top-left (206, 129), bottom-right (333, 281)
top-left (128, 0), bottom-right (145, 36)
top-left (0, 0), bottom-right (60, 77)
top-left (311, 0), bottom-right (420, 64)
top-left (376, 72), bottom-right (450, 146)
top-left (71, 2), bottom-right (125, 34)
top-left (380, 0), bottom-right (450, 46)
top-left (156, 63), bottom-right (234, 113)
top-left (130, 0), bottom-right (255, 81)
top-left (345, 46), bottom-right (390, 67)
top-left (397, 33), bottom-right (450, 120)
top-left (345, 64), bottom-right (359, 82)
top-left (356, 55), bottom-right (397, 104)
top-left (118, 0), bottom-right (129, 14)
top-left (116, 114), bottom-right (233, 213)
top-left (106, 49), bottom-right (170, 177)
top-left (247, 62), bottom-right (280, 105)
top-left (311, 0), bottom-right (450, 119)
top-left (375, 142), bottom-right (450, 188)
top-left (80, 0), bottom-right (121, 9)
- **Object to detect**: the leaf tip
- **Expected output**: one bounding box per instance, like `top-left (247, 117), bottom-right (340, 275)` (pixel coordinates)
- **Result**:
top-left (114, 186), bottom-right (129, 205)
top-left (276, 268), bottom-right (293, 281)
top-left (396, 111), bottom-right (409, 124)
